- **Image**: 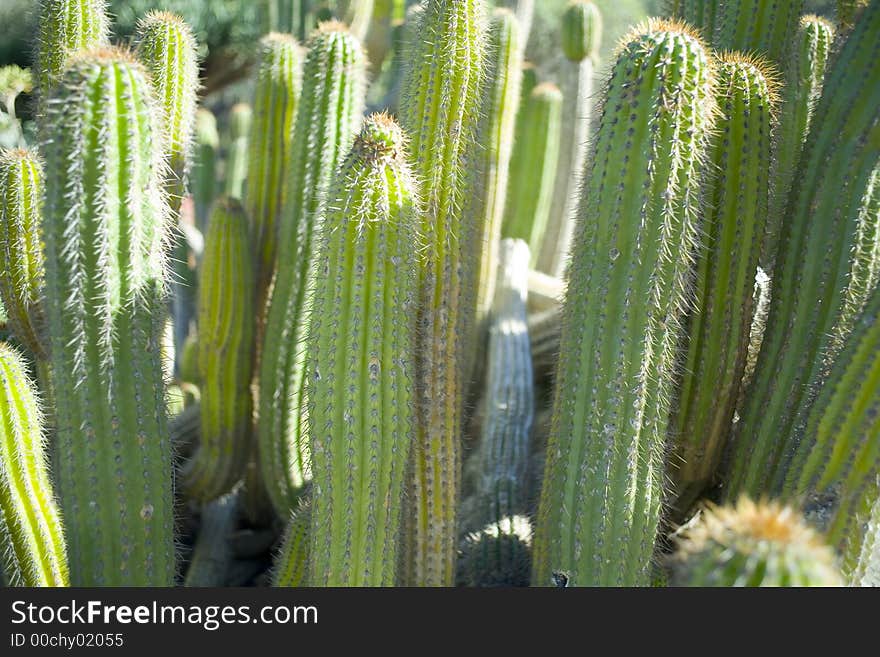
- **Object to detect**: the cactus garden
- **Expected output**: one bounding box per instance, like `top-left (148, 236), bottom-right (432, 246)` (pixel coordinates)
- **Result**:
top-left (0, 0), bottom-right (877, 588)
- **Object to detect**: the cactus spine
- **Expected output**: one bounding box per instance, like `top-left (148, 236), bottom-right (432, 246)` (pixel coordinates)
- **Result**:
top-left (532, 20), bottom-right (715, 587)
top-left (765, 15), bottom-right (834, 270)
top-left (0, 343), bottom-right (68, 587)
top-left (307, 115), bottom-right (418, 586)
top-left (184, 198), bottom-right (255, 502)
top-left (670, 55), bottom-right (777, 510)
top-left (225, 103), bottom-right (253, 200)
top-left (715, 0), bottom-right (804, 66)
top-left (246, 33), bottom-right (303, 299)
top-left (725, 4), bottom-right (880, 499)
top-left (666, 1), bottom-right (717, 38)
top-left (273, 499), bottom-right (311, 587)
top-left (259, 22), bottom-right (367, 516)
top-left (193, 109), bottom-right (219, 234)
top-left (0, 149), bottom-right (46, 361)
top-left (400, 0), bottom-right (487, 587)
top-left (470, 9), bottom-right (522, 336)
top-left (36, 0), bottom-right (109, 98)
top-left (670, 498), bottom-right (843, 586)
top-left (502, 83), bottom-right (562, 262)
top-left (539, 0), bottom-right (601, 277)
top-left (42, 49), bottom-right (174, 585)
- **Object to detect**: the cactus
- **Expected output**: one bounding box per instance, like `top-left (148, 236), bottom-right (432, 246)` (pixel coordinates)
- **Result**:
top-left (765, 15), bottom-right (834, 271)
top-left (670, 498), bottom-right (842, 586)
top-left (184, 491), bottom-right (238, 587)
top-left (0, 149), bottom-right (46, 361)
top-left (539, 0), bottom-right (601, 277)
top-left (715, 0), bottom-right (804, 66)
top-left (725, 4), bottom-right (880, 499)
top-left (273, 498), bottom-right (311, 587)
top-left (246, 33), bottom-right (303, 301)
top-left (845, 481), bottom-right (879, 586)
top-left (399, 0), bottom-right (487, 587)
top-left (670, 55), bottom-right (777, 511)
top-left (42, 49), bottom-right (174, 585)
top-left (307, 114), bottom-right (418, 587)
top-left (666, 1), bottom-right (717, 38)
top-left (469, 9), bottom-right (522, 338)
top-left (501, 83), bottom-right (562, 263)
top-left (36, 0), bottom-right (109, 99)
top-left (259, 22), bottom-right (366, 517)
top-left (344, 0), bottom-right (374, 40)
top-left (457, 515), bottom-right (532, 587)
top-left (183, 197), bottom-right (255, 503)
top-left (838, 0), bottom-right (870, 31)
top-left (531, 20), bottom-right (715, 587)
top-left (224, 103), bottom-right (253, 200)
top-left (192, 109), bottom-right (219, 235)
top-left (0, 343), bottom-right (68, 587)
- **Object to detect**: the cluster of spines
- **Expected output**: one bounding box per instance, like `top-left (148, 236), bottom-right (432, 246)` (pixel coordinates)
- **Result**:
top-left (532, 20), bottom-right (716, 587)
top-left (259, 22), bottom-right (367, 517)
top-left (0, 343), bottom-right (69, 586)
top-left (399, 0), bottom-right (487, 587)
top-left (42, 49), bottom-right (174, 586)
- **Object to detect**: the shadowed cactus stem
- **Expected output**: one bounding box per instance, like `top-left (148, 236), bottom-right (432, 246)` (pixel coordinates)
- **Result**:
top-left (532, 20), bottom-right (716, 587)
top-left (0, 343), bottom-right (69, 587)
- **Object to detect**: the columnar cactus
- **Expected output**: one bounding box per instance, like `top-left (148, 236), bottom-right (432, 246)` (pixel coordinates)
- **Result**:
top-left (845, 482), bottom-right (879, 586)
top-left (765, 15), bottom-right (834, 270)
top-left (36, 0), bottom-right (109, 98)
top-left (184, 491), bottom-right (238, 587)
top-left (0, 343), bottom-right (69, 587)
top-left (458, 515), bottom-right (532, 587)
top-left (725, 4), bottom-right (880, 499)
top-left (184, 197), bottom-right (255, 502)
top-left (224, 103), bottom-right (253, 200)
top-left (273, 499), bottom-right (311, 587)
top-left (502, 83), bottom-right (562, 263)
top-left (666, 1), bottom-right (717, 38)
top-left (399, 0), bottom-right (487, 587)
top-left (259, 22), bottom-right (366, 517)
top-left (192, 109), bottom-right (219, 234)
top-left (532, 20), bottom-right (716, 587)
top-left (344, 0), bottom-right (374, 40)
top-left (246, 33), bottom-right (303, 300)
top-left (838, 0), bottom-right (870, 31)
top-left (671, 55), bottom-right (777, 511)
top-left (42, 49), bottom-right (174, 585)
top-left (670, 498), bottom-right (843, 586)
top-left (715, 0), bottom-right (804, 66)
top-left (540, 0), bottom-right (601, 277)
top-left (307, 114), bottom-right (418, 587)
top-left (0, 149), bottom-right (46, 361)
top-left (469, 9), bottom-right (522, 336)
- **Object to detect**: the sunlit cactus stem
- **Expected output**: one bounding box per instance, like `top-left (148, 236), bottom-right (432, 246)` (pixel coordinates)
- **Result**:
top-left (666, 1), bottom-right (717, 38)
top-left (184, 197), bottom-right (255, 503)
top-left (193, 109), bottom-right (219, 234)
top-left (502, 83), bottom-right (562, 264)
top-left (670, 55), bottom-right (777, 512)
top-left (0, 343), bottom-right (69, 587)
top-left (532, 20), bottom-right (715, 587)
top-left (715, 0), bottom-right (804, 66)
top-left (399, 0), bottom-right (487, 588)
top-left (42, 48), bottom-right (174, 586)
top-left (345, 0), bottom-right (374, 40)
top-left (539, 0), bottom-right (601, 277)
top-left (844, 482), bottom-right (879, 586)
top-left (273, 499), bottom-right (311, 587)
top-left (307, 114), bottom-right (418, 587)
top-left (259, 22), bottom-right (367, 517)
top-left (838, 1), bottom-right (870, 31)
top-left (765, 15), bottom-right (834, 271)
top-left (225, 103), bottom-right (253, 200)
top-left (36, 0), bottom-right (109, 100)
top-left (724, 4), bottom-right (880, 499)
top-left (0, 149), bottom-right (46, 362)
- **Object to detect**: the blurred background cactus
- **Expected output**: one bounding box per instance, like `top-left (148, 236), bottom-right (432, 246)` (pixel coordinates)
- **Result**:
top-left (0, 0), bottom-right (876, 589)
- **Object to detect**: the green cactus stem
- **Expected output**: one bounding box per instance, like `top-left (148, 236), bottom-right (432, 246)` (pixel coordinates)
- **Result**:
top-left (0, 149), bottom-right (46, 361)
top-left (457, 515), bottom-right (532, 587)
top-left (399, 0), bottom-right (487, 587)
top-left (725, 4), bottom-right (880, 499)
top-left (539, 0), bottom-right (601, 277)
top-left (183, 197), bottom-right (255, 503)
top-left (501, 83), bottom-right (562, 263)
top-left (666, 1), bottom-right (717, 38)
top-left (184, 491), bottom-right (238, 587)
top-left (715, 0), bottom-right (804, 66)
top-left (36, 0), bottom-right (109, 99)
top-left (193, 109), bottom-right (219, 235)
top-left (531, 20), bottom-right (715, 587)
top-left (670, 54), bottom-right (777, 512)
top-left (224, 103), bottom-right (253, 200)
top-left (0, 343), bottom-right (69, 587)
top-left (273, 499), bottom-right (311, 587)
top-left (844, 481), bottom-right (879, 586)
top-left (259, 22), bottom-right (367, 517)
top-left (670, 498), bottom-right (842, 586)
top-left (307, 114), bottom-right (418, 586)
top-left (246, 33), bottom-right (303, 302)
top-left (764, 15), bottom-right (834, 271)
top-left (42, 48), bottom-right (174, 585)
